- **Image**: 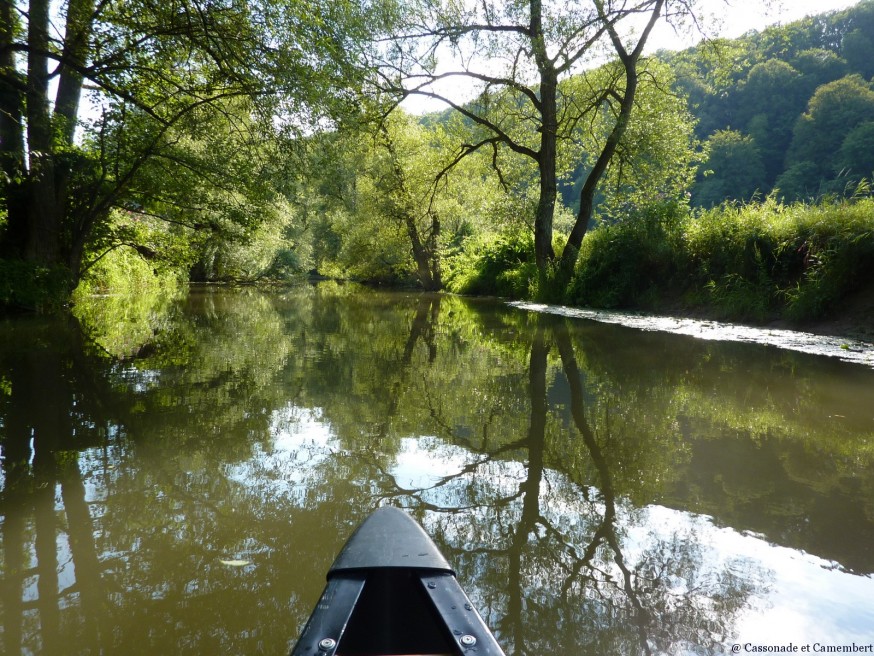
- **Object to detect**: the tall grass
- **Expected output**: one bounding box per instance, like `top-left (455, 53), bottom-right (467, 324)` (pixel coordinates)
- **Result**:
top-left (449, 196), bottom-right (874, 325)
top-left (572, 196), bottom-right (874, 322)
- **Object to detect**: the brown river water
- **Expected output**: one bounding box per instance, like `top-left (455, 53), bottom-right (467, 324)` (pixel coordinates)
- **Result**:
top-left (1, 283), bottom-right (873, 654)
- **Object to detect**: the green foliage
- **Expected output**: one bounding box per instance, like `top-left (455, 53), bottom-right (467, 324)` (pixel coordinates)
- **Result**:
top-left (694, 130), bottom-right (766, 208)
top-left (298, 110), bottom-right (509, 288)
top-left (69, 237), bottom-right (188, 356)
top-left (557, 60), bottom-right (702, 218)
top-left (680, 201), bottom-right (801, 319)
top-left (663, 1), bottom-right (874, 206)
top-left (566, 201), bottom-right (687, 309)
top-left (0, 0), bottom-right (380, 299)
top-left (684, 197), bottom-right (874, 321)
top-left (783, 75), bottom-right (874, 188)
top-left (73, 242), bottom-right (183, 299)
top-left (0, 258), bottom-right (72, 312)
top-left (445, 229), bottom-right (537, 298)
top-left (836, 122), bottom-right (874, 181)
top-left (72, 283), bottom-right (184, 361)
top-left (561, 196), bottom-right (874, 324)
top-left (738, 59), bottom-right (805, 184)
top-left (777, 199), bottom-right (874, 320)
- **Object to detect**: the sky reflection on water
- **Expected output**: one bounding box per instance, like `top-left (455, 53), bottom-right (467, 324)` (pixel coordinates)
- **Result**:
top-left (2, 285), bottom-right (873, 654)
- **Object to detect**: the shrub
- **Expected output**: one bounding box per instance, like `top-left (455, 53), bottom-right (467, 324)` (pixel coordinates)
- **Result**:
top-left (780, 198), bottom-right (874, 320)
top-left (566, 201), bottom-right (688, 309)
top-left (561, 195), bottom-right (874, 323)
top-left (0, 259), bottom-right (72, 313)
top-left (682, 196), bottom-right (874, 321)
top-left (445, 228), bottom-right (536, 298)
top-left (73, 246), bottom-right (183, 299)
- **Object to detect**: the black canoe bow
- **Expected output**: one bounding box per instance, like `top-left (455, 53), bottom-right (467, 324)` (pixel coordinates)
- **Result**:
top-left (290, 506), bottom-right (506, 656)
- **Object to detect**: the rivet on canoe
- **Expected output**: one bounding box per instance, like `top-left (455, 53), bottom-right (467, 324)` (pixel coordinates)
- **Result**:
top-left (318, 638), bottom-right (336, 650)
top-left (460, 634), bottom-right (477, 646)
top-left (427, 581), bottom-right (437, 589)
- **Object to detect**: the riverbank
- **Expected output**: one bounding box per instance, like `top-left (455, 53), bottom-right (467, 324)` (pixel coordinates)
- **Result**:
top-left (444, 198), bottom-right (874, 356)
top-left (647, 273), bottom-right (874, 345)
top-left (506, 276), bottom-right (874, 368)
top-left (767, 279), bottom-right (874, 343)
top-left (510, 299), bottom-right (874, 368)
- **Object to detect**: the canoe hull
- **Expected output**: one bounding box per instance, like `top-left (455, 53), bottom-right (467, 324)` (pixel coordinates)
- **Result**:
top-left (290, 507), bottom-right (506, 656)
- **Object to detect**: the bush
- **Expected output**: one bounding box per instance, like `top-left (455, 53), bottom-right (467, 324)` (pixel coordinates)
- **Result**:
top-left (779, 199), bottom-right (874, 320)
top-left (560, 196), bottom-right (874, 323)
top-left (0, 259), bottom-right (72, 313)
top-left (73, 246), bottom-right (183, 299)
top-left (445, 228), bottom-right (538, 298)
top-left (566, 201), bottom-right (688, 309)
top-left (684, 197), bottom-right (874, 321)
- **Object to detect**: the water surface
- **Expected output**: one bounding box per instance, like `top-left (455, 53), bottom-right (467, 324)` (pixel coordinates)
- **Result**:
top-left (1, 284), bottom-right (873, 654)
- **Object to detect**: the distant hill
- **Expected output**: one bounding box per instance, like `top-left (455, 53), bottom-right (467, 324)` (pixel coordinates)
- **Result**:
top-left (657, 0), bottom-right (874, 206)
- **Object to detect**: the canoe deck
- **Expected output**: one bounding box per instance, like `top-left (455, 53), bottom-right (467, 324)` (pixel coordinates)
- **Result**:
top-left (290, 507), bottom-right (505, 656)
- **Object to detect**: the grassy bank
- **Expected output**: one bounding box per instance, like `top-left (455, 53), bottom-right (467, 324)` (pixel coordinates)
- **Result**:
top-left (446, 196), bottom-right (874, 327)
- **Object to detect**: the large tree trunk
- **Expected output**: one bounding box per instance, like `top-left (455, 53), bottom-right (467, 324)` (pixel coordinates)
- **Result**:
top-left (534, 71), bottom-right (558, 272)
top-left (530, 0), bottom-right (557, 274)
top-left (560, 66), bottom-right (639, 279)
top-left (53, 0), bottom-right (95, 273)
top-left (1, 0), bottom-right (92, 273)
top-left (425, 214), bottom-right (442, 291)
top-left (404, 212), bottom-right (440, 291)
top-left (25, 0), bottom-right (61, 264)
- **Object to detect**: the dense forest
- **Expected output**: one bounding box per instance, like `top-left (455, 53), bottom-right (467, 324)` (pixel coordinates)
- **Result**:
top-left (659, 0), bottom-right (874, 206)
top-left (1, 0), bottom-right (873, 326)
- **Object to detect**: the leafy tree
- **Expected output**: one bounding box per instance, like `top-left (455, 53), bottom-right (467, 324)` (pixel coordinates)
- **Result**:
top-left (836, 121), bottom-right (874, 183)
top-left (781, 74), bottom-right (874, 199)
top-left (565, 60), bottom-right (701, 220)
top-left (692, 130), bottom-right (765, 207)
top-left (842, 28), bottom-right (874, 79)
top-left (661, 1), bottom-right (874, 203)
top-left (839, 0), bottom-right (874, 77)
top-left (773, 161), bottom-right (821, 202)
top-left (372, 0), bottom-right (703, 285)
top-left (790, 48), bottom-right (849, 96)
top-left (737, 60), bottom-right (804, 185)
top-left (0, 0), bottom-right (373, 296)
top-left (662, 38), bottom-right (760, 139)
top-left (297, 111), bottom-right (504, 288)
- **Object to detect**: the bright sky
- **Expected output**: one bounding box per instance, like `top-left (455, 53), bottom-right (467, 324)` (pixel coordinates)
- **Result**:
top-left (402, 0), bottom-right (865, 114)
top-left (646, 0), bottom-right (863, 51)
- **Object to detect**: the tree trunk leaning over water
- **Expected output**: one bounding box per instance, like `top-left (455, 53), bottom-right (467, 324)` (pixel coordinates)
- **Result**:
top-left (558, 0), bottom-right (666, 284)
top-left (379, 125), bottom-right (442, 291)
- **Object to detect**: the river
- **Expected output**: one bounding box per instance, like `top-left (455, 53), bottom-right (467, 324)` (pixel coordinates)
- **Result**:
top-left (1, 283), bottom-right (873, 654)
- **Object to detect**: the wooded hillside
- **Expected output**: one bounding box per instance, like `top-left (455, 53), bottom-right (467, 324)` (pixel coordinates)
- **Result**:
top-left (658, 0), bottom-right (874, 206)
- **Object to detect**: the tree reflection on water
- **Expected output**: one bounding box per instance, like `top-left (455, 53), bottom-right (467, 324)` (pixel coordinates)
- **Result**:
top-left (1, 284), bottom-right (873, 654)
